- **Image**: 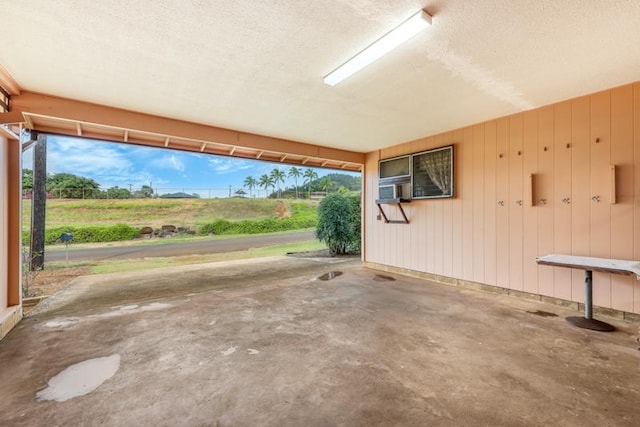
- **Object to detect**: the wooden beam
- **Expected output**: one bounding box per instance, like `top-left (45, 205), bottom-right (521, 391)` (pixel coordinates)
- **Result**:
top-left (256, 151), bottom-right (264, 159)
top-left (123, 130), bottom-right (129, 142)
top-left (0, 111), bottom-right (25, 125)
top-left (30, 133), bottom-right (47, 271)
top-left (229, 146), bottom-right (237, 156)
top-left (7, 135), bottom-right (21, 304)
top-left (164, 136), bottom-right (170, 147)
top-left (321, 160), bottom-right (329, 167)
top-left (22, 138), bottom-right (37, 152)
top-left (0, 64), bottom-right (21, 95)
top-left (200, 142), bottom-right (207, 152)
top-left (23, 113), bottom-right (34, 129)
top-left (76, 122), bottom-right (82, 136)
top-left (302, 158), bottom-right (310, 165)
top-left (280, 154), bottom-right (287, 162)
top-left (12, 91), bottom-right (365, 165)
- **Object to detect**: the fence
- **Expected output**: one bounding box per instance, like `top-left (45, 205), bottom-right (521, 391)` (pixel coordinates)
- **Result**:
top-left (22, 187), bottom-right (329, 200)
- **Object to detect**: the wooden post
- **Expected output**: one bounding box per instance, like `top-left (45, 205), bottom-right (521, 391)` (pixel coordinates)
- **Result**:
top-left (29, 132), bottom-right (47, 271)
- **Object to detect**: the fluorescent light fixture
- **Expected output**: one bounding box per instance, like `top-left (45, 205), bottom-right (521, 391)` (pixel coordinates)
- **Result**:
top-left (323, 10), bottom-right (432, 86)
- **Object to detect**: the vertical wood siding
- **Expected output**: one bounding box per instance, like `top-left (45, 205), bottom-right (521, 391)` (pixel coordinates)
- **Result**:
top-left (365, 82), bottom-right (640, 314)
top-left (0, 137), bottom-right (8, 312)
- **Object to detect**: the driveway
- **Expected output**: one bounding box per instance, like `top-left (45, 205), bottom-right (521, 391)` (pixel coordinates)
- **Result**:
top-left (44, 230), bottom-right (316, 262)
top-left (1, 256), bottom-right (639, 426)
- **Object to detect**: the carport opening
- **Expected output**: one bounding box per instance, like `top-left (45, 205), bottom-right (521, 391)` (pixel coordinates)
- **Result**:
top-left (20, 134), bottom-right (361, 302)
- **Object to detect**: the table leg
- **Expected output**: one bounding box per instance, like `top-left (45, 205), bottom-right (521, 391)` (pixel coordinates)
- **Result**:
top-left (566, 269), bottom-right (615, 332)
top-left (584, 269), bottom-right (593, 320)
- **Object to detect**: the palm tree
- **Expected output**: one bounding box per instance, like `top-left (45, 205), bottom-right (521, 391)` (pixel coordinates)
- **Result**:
top-left (270, 168), bottom-right (286, 198)
top-left (243, 176), bottom-right (257, 198)
top-left (303, 168), bottom-right (318, 198)
top-left (288, 166), bottom-right (302, 199)
top-left (259, 174), bottom-right (274, 198)
top-left (319, 176), bottom-right (334, 193)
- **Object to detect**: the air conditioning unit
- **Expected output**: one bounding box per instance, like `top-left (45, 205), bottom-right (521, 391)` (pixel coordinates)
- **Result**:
top-left (379, 183), bottom-right (406, 200)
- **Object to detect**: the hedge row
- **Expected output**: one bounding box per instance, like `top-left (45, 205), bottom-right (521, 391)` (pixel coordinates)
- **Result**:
top-left (22, 224), bottom-right (140, 245)
top-left (198, 216), bottom-right (317, 236)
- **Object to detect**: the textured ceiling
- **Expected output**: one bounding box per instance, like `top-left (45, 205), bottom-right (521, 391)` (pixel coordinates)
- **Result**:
top-left (2, 0), bottom-right (640, 152)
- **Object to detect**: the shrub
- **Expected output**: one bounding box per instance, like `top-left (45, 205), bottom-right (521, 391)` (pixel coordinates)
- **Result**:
top-left (22, 224), bottom-right (140, 245)
top-left (315, 193), bottom-right (361, 255)
top-left (196, 202), bottom-right (318, 236)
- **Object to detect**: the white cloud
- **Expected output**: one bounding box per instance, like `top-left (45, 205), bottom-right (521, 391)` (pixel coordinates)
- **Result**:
top-left (151, 154), bottom-right (185, 172)
top-left (208, 157), bottom-right (256, 174)
top-left (47, 138), bottom-right (133, 176)
top-left (36, 136), bottom-right (166, 190)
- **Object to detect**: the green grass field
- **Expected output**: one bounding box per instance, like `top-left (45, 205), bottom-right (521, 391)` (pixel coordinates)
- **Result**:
top-left (22, 198), bottom-right (318, 230)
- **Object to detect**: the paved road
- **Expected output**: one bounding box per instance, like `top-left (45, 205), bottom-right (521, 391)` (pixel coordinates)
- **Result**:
top-left (44, 231), bottom-right (316, 262)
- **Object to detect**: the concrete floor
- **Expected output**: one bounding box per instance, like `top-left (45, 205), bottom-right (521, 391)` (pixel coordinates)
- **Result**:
top-left (1, 256), bottom-right (639, 426)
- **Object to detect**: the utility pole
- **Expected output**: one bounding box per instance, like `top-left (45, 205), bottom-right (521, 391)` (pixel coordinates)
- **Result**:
top-left (30, 132), bottom-right (47, 271)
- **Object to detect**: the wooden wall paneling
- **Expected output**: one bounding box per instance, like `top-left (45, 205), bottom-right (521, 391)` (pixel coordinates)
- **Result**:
top-left (590, 90), bottom-right (612, 308)
top-left (452, 129), bottom-right (465, 279)
top-left (553, 101), bottom-right (573, 301)
top-left (0, 138), bottom-right (6, 311)
top-left (389, 145), bottom-right (403, 268)
top-left (367, 152), bottom-right (381, 263)
top-left (472, 124), bottom-right (486, 283)
top-left (396, 144), bottom-right (414, 268)
top-left (409, 139), bottom-right (422, 270)
top-left (423, 137), bottom-right (435, 273)
top-left (537, 106), bottom-right (555, 297)
top-left (432, 134), bottom-right (445, 275)
top-left (496, 118), bottom-right (511, 288)
top-left (610, 85), bottom-right (635, 312)
top-left (442, 131), bottom-right (455, 277)
top-left (509, 114), bottom-right (524, 290)
top-left (522, 110), bottom-right (539, 294)
top-left (462, 127), bottom-right (475, 280)
top-left (483, 121), bottom-right (498, 286)
top-left (634, 83), bottom-right (640, 313)
top-left (416, 139), bottom-right (429, 272)
top-left (571, 96), bottom-right (591, 302)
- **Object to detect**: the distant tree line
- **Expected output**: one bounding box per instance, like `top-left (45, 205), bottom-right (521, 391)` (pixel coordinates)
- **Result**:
top-left (22, 168), bottom-right (361, 200)
top-left (243, 167), bottom-right (361, 199)
top-left (22, 170), bottom-right (155, 199)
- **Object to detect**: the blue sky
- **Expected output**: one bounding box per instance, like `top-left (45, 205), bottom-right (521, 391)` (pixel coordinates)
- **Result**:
top-left (22, 136), bottom-right (360, 198)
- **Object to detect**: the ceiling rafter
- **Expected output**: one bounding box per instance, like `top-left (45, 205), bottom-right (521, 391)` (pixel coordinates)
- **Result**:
top-left (16, 108), bottom-right (363, 172)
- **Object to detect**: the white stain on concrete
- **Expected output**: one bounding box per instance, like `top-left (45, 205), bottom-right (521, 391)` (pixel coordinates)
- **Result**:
top-left (92, 303), bottom-right (172, 319)
top-left (209, 320), bottom-right (217, 326)
top-left (43, 318), bottom-right (79, 328)
top-left (247, 349), bottom-right (260, 355)
top-left (36, 354), bottom-right (121, 402)
top-left (159, 353), bottom-right (175, 362)
top-left (221, 346), bottom-right (237, 356)
top-left (140, 302), bottom-right (171, 311)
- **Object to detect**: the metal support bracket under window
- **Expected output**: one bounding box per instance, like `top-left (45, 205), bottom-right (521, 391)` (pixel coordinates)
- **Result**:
top-left (375, 199), bottom-right (410, 224)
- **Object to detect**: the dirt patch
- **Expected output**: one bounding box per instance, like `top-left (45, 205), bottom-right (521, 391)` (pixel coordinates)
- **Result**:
top-left (274, 200), bottom-right (291, 219)
top-left (25, 266), bottom-right (91, 298)
top-left (287, 249), bottom-right (360, 259)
